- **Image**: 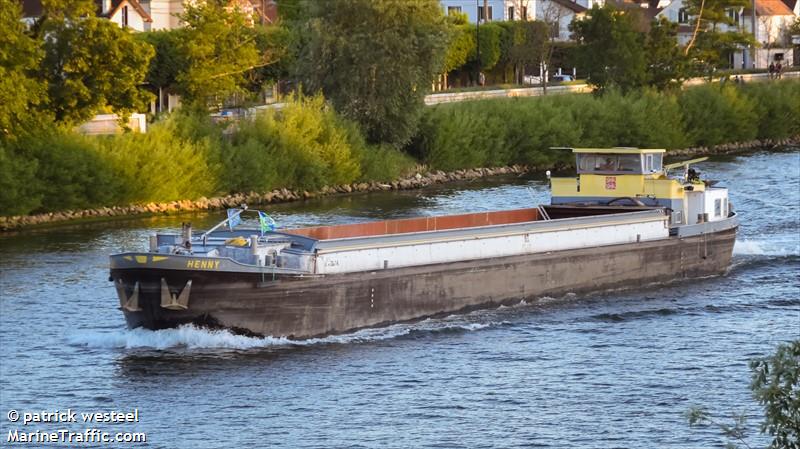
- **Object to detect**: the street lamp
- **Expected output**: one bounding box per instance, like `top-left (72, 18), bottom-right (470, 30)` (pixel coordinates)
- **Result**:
top-left (476, 0), bottom-right (481, 85)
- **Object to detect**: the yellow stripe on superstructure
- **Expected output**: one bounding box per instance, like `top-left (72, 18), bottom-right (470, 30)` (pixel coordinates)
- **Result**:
top-left (552, 175), bottom-right (691, 199)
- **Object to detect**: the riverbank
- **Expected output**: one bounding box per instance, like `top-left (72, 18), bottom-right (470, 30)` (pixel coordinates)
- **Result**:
top-left (3, 81), bottom-right (798, 229)
top-left (1, 136), bottom-right (796, 231)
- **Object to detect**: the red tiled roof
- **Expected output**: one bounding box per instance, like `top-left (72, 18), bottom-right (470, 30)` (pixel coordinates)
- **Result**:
top-left (550, 0), bottom-right (588, 13)
top-left (95, 0), bottom-right (152, 22)
top-left (743, 0), bottom-right (794, 15)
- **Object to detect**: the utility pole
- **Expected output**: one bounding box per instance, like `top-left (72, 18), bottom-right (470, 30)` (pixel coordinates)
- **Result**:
top-left (476, 0), bottom-right (481, 85)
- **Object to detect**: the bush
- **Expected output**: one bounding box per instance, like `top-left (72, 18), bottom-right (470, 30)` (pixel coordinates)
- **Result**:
top-left (0, 144), bottom-right (40, 216)
top-left (355, 143), bottom-right (417, 182)
top-left (95, 115), bottom-right (220, 204)
top-left (740, 80), bottom-right (800, 139)
top-left (562, 88), bottom-right (687, 149)
top-left (223, 95), bottom-right (361, 192)
top-left (412, 81), bottom-right (800, 172)
top-left (678, 84), bottom-right (758, 147)
top-left (413, 88), bottom-right (689, 171)
top-left (19, 131), bottom-right (124, 212)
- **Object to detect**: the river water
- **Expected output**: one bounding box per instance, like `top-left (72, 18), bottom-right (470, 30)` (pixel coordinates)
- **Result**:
top-left (0, 150), bottom-right (798, 448)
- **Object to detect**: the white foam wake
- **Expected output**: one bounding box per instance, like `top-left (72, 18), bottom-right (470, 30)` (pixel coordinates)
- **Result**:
top-left (69, 319), bottom-right (494, 351)
top-left (68, 326), bottom-right (290, 350)
top-left (734, 239), bottom-right (799, 256)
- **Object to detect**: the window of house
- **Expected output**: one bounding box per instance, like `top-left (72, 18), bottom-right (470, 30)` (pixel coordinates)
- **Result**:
top-left (678, 8), bottom-right (689, 24)
top-left (447, 6), bottom-right (462, 16)
top-left (508, 6), bottom-right (514, 20)
top-left (521, 6), bottom-right (528, 20)
top-left (478, 5), bottom-right (493, 21)
top-left (645, 154), bottom-right (653, 172)
top-left (550, 22), bottom-right (560, 38)
top-left (121, 5), bottom-right (129, 28)
top-left (726, 8), bottom-right (740, 24)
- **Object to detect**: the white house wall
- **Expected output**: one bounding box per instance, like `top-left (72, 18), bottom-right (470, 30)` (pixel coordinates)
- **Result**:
top-left (441, 0), bottom-right (509, 22)
top-left (145, 0), bottom-right (183, 30)
top-left (746, 14), bottom-right (795, 46)
top-left (109, 6), bottom-right (146, 31)
top-left (315, 218), bottom-right (668, 274)
top-left (533, 1), bottom-right (579, 41)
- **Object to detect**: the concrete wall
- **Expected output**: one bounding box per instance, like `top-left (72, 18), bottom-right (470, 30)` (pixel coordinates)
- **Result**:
top-left (77, 113), bottom-right (147, 135)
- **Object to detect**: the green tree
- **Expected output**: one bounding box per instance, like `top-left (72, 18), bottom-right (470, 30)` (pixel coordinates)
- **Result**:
top-left (35, 0), bottom-right (154, 125)
top-left (473, 22), bottom-right (503, 72)
top-left (296, 0), bottom-right (448, 147)
top-left (498, 21), bottom-right (549, 84)
top-left (174, 0), bottom-right (273, 108)
top-left (750, 340), bottom-right (800, 448)
top-left (570, 5), bottom-right (648, 92)
top-left (645, 18), bottom-right (689, 90)
top-left (687, 339), bottom-right (800, 449)
top-left (790, 17), bottom-right (800, 36)
top-left (443, 22), bottom-right (476, 74)
top-left (0, 0), bottom-right (48, 140)
top-left (682, 0), bottom-right (752, 75)
top-left (138, 30), bottom-right (184, 111)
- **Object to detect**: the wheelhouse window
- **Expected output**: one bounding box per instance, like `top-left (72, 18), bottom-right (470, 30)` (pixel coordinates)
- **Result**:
top-left (616, 155), bottom-right (640, 172)
top-left (644, 153), bottom-right (663, 172)
top-left (577, 153), bottom-right (650, 174)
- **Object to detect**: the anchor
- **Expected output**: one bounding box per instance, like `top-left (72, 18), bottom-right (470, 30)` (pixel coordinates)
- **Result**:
top-left (115, 280), bottom-right (142, 312)
top-left (160, 278), bottom-right (192, 310)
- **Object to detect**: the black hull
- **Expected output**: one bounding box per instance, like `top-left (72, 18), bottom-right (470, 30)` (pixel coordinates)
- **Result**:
top-left (111, 228), bottom-right (736, 339)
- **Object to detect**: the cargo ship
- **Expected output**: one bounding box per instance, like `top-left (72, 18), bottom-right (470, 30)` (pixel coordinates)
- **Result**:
top-left (109, 148), bottom-right (738, 338)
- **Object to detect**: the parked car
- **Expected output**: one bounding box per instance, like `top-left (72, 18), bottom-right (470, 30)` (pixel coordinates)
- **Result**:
top-left (551, 74), bottom-right (574, 83)
top-left (522, 74), bottom-right (575, 85)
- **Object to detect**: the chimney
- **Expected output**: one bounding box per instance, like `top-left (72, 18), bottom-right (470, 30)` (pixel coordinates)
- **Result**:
top-left (102, 0), bottom-right (112, 14)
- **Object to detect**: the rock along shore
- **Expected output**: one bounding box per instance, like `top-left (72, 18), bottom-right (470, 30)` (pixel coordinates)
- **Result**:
top-left (1, 136), bottom-right (797, 231)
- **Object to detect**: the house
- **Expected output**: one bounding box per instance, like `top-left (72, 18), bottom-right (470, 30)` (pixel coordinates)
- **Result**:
top-left (96, 0), bottom-right (152, 31)
top-left (440, 0), bottom-right (594, 40)
top-left (20, 0), bottom-right (152, 31)
top-left (741, 0), bottom-right (797, 67)
top-left (657, 0), bottom-right (797, 68)
top-left (538, 0), bottom-right (588, 40)
top-left (139, 0), bottom-right (184, 30)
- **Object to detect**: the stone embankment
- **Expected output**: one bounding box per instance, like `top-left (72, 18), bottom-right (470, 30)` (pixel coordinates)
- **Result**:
top-left (1, 137), bottom-right (796, 231)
